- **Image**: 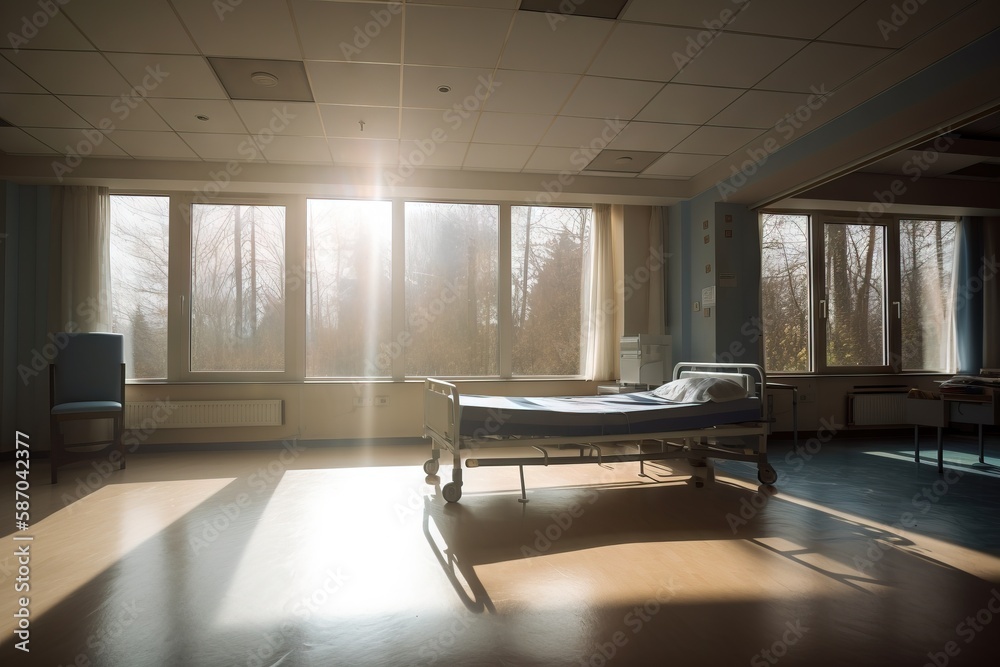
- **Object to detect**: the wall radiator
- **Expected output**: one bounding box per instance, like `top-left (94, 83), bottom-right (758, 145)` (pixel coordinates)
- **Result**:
top-left (847, 392), bottom-right (908, 426)
top-left (125, 400), bottom-right (283, 429)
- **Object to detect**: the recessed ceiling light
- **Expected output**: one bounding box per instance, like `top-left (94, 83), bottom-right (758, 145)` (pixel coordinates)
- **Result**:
top-left (250, 71), bottom-right (280, 87)
top-left (615, 156), bottom-right (633, 165)
top-left (196, 114), bottom-right (210, 122)
top-left (437, 85), bottom-right (452, 94)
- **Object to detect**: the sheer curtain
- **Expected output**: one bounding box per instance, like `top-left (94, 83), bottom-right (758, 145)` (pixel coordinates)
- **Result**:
top-left (51, 186), bottom-right (112, 332)
top-left (584, 203), bottom-right (617, 380)
top-left (647, 206), bottom-right (666, 335)
top-left (953, 217), bottom-right (984, 374)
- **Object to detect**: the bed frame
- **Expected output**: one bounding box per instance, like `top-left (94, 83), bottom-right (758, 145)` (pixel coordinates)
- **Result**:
top-left (422, 362), bottom-right (775, 503)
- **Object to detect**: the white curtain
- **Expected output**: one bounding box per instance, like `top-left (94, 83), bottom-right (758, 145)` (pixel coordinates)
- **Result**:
top-left (585, 204), bottom-right (617, 380)
top-left (52, 186), bottom-right (112, 332)
top-left (647, 206), bottom-right (666, 335)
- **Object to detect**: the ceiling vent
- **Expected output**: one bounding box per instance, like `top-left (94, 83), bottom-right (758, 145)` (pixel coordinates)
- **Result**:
top-left (583, 150), bottom-right (665, 174)
top-left (208, 58), bottom-right (314, 102)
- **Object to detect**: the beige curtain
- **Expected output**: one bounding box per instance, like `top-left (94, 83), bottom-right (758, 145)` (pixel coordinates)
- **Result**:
top-left (647, 206), bottom-right (666, 335)
top-left (52, 186), bottom-right (112, 332)
top-left (585, 204), bottom-right (617, 380)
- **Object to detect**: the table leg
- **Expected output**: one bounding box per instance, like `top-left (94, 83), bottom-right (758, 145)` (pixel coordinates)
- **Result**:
top-left (980, 424), bottom-right (985, 464)
top-left (914, 425), bottom-right (919, 462)
top-left (792, 388), bottom-right (799, 451)
top-left (937, 426), bottom-right (943, 474)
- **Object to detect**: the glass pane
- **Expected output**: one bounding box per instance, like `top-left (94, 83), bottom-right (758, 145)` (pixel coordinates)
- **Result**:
top-left (900, 219), bottom-right (957, 371)
top-left (110, 195), bottom-right (170, 379)
top-left (306, 199), bottom-right (392, 377)
top-left (404, 202), bottom-right (498, 376)
top-left (191, 204), bottom-right (285, 372)
top-left (760, 213), bottom-right (810, 372)
top-left (824, 222), bottom-right (885, 367)
top-left (511, 206), bottom-right (591, 375)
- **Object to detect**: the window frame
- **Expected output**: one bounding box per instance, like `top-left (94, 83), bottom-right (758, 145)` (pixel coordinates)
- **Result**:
top-left (113, 191), bottom-right (594, 383)
top-left (762, 209), bottom-right (957, 376)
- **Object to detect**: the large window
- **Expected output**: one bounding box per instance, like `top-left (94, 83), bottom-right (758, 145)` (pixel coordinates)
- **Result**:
top-left (110, 195), bottom-right (170, 379)
top-left (761, 212), bottom-right (957, 374)
top-left (190, 204), bottom-right (286, 372)
top-left (511, 205), bottom-right (591, 376)
top-left (306, 199), bottom-right (392, 377)
top-left (404, 202), bottom-right (498, 377)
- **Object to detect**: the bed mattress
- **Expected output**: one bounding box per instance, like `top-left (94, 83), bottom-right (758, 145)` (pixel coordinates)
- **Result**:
top-left (458, 392), bottom-right (761, 437)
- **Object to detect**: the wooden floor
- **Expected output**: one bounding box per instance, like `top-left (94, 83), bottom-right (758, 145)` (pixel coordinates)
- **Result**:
top-left (2, 437), bottom-right (1000, 666)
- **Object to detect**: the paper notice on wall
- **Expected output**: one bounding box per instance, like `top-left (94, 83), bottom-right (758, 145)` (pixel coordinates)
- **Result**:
top-left (702, 286), bottom-right (716, 307)
top-left (719, 272), bottom-right (737, 287)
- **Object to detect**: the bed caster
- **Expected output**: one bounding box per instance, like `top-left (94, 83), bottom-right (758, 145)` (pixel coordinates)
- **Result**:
top-left (423, 458), bottom-right (440, 476)
top-left (442, 482), bottom-right (462, 503)
top-left (757, 463), bottom-right (778, 485)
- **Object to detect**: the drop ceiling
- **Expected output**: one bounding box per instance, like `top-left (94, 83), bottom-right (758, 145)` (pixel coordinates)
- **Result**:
top-left (0, 0), bottom-right (998, 205)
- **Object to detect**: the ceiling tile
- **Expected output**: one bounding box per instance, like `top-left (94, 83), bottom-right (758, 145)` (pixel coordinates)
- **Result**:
top-left (463, 143), bottom-right (533, 170)
top-left (0, 57), bottom-right (44, 93)
top-left (0, 1), bottom-right (92, 51)
top-left (624, 0), bottom-right (860, 40)
top-left (25, 127), bottom-right (128, 156)
top-left (523, 146), bottom-right (584, 172)
top-left (472, 112), bottom-right (553, 145)
top-left (755, 42), bottom-right (890, 93)
top-left (561, 76), bottom-right (662, 119)
top-left (329, 138), bottom-right (399, 165)
top-left (209, 58), bottom-right (313, 102)
top-left (0, 93), bottom-right (89, 128)
top-left (402, 66), bottom-right (495, 110)
top-left (636, 84), bottom-right (743, 125)
top-left (672, 126), bottom-right (764, 155)
top-left (484, 70), bottom-right (579, 115)
top-left (305, 62), bottom-right (399, 106)
top-left (408, 0), bottom-right (518, 7)
top-left (608, 121), bottom-right (696, 152)
top-left (148, 99), bottom-right (247, 134)
top-left (405, 6), bottom-right (513, 68)
top-left (320, 105), bottom-right (399, 140)
top-left (642, 152), bottom-right (724, 177)
top-left (541, 116), bottom-right (625, 147)
top-left (235, 101), bottom-right (324, 137)
top-left (179, 133), bottom-right (263, 162)
top-left (106, 130), bottom-right (198, 159)
top-left (0, 127), bottom-right (58, 154)
top-left (293, 1), bottom-right (402, 63)
top-left (588, 23), bottom-right (697, 82)
top-left (708, 90), bottom-right (809, 129)
top-left (401, 108), bottom-right (477, 142)
top-left (500, 13), bottom-right (615, 74)
top-left (63, 0), bottom-right (196, 54)
top-left (584, 149), bottom-right (663, 173)
top-left (3, 50), bottom-right (131, 96)
top-left (820, 0), bottom-right (978, 48)
top-left (171, 0), bottom-right (301, 59)
top-left (261, 135), bottom-right (332, 163)
top-left (59, 96), bottom-right (169, 132)
top-left (105, 54), bottom-right (227, 100)
top-left (672, 33), bottom-right (806, 88)
top-left (399, 140), bottom-right (467, 168)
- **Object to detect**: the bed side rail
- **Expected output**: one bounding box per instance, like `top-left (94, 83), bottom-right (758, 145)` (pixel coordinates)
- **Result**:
top-left (424, 378), bottom-right (462, 443)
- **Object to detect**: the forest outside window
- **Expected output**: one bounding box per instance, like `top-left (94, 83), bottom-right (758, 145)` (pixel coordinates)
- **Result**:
top-left (760, 212), bottom-right (957, 374)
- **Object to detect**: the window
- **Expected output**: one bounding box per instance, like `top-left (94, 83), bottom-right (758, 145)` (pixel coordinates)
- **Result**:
top-left (190, 204), bottom-right (286, 372)
top-left (900, 219), bottom-right (957, 371)
top-left (511, 205), bottom-right (592, 375)
top-left (306, 199), bottom-right (392, 377)
top-left (760, 212), bottom-right (957, 374)
top-left (404, 202), bottom-right (498, 377)
top-left (110, 195), bottom-right (170, 379)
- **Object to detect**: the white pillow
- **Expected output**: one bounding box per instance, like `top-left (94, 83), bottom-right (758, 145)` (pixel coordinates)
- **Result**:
top-left (652, 376), bottom-right (749, 403)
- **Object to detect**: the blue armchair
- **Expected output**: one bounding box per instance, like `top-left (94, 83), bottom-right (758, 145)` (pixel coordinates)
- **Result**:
top-left (49, 333), bottom-right (126, 484)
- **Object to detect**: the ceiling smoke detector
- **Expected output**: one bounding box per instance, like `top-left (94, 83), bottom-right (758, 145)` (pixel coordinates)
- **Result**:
top-left (437, 85), bottom-right (452, 94)
top-left (250, 71), bottom-right (280, 87)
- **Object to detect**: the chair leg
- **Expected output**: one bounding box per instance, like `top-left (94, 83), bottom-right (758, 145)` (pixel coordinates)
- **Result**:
top-left (50, 417), bottom-right (61, 485)
top-left (115, 415), bottom-right (126, 470)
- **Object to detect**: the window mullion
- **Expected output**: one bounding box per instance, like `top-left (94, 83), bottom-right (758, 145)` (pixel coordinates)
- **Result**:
top-left (499, 203), bottom-right (512, 379)
top-left (391, 199), bottom-right (405, 381)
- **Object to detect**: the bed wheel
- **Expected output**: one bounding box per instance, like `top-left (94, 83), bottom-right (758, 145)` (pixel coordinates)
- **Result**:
top-left (423, 458), bottom-right (440, 476)
top-left (442, 482), bottom-right (462, 503)
top-left (757, 463), bottom-right (778, 485)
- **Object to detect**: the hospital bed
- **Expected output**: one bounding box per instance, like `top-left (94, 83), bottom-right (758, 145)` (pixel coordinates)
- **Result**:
top-left (422, 362), bottom-right (776, 503)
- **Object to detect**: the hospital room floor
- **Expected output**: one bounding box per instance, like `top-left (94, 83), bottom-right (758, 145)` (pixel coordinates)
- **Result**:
top-left (2, 436), bottom-right (999, 666)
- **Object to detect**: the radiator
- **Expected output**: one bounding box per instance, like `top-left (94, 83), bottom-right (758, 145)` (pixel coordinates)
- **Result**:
top-left (848, 392), bottom-right (907, 426)
top-left (126, 400), bottom-right (283, 429)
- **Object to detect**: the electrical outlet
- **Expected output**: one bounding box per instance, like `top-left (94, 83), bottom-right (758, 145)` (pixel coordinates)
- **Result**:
top-left (354, 396), bottom-right (374, 407)
top-left (375, 395), bottom-right (389, 407)
top-left (693, 301), bottom-right (701, 312)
